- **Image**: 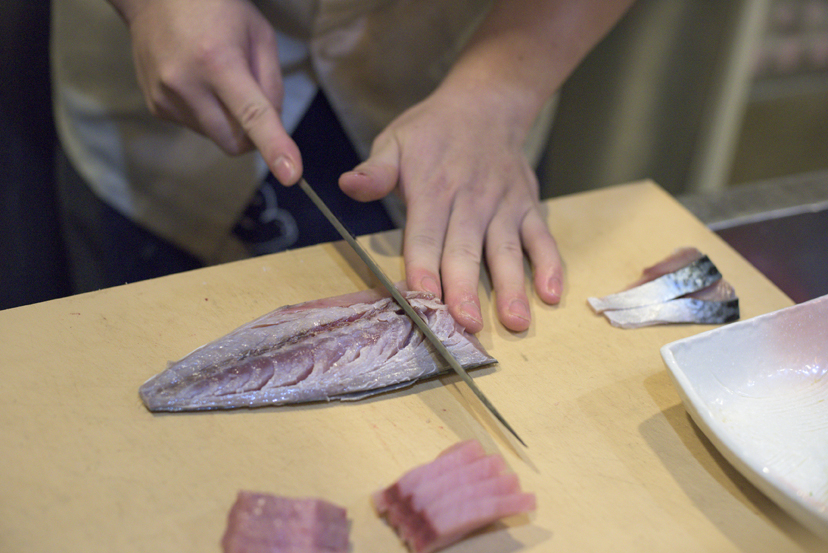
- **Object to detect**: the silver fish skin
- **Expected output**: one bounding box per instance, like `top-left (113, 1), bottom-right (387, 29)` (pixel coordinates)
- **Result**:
top-left (601, 277), bottom-right (740, 328)
top-left (588, 255), bottom-right (722, 313)
top-left (139, 289), bottom-right (496, 412)
top-left (602, 298), bottom-right (739, 328)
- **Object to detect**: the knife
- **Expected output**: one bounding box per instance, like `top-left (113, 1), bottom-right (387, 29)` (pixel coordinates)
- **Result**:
top-left (298, 177), bottom-right (526, 447)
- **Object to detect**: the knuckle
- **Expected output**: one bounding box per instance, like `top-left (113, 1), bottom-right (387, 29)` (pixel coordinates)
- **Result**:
top-left (444, 241), bottom-right (482, 265)
top-left (236, 100), bottom-right (274, 130)
top-left (406, 232), bottom-right (444, 255)
top-left (192, 39), bottom-right (225, 69)
top-left (491, 238), bottom-right (524, 260)
top-left (155, 60), bottom-right (190, 96)
top-left (219, 134), bottom-right (252, 156)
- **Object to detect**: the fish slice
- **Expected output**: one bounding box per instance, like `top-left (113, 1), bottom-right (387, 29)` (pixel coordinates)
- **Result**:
top-left (298, 178), bottom-right (526, 447)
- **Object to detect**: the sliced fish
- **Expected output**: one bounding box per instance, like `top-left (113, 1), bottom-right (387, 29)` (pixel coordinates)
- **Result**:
top-left (589, 248), bottom-right (740, 328)
top-left (373, 439), bottom-right (535, 553)
top-left (588, 249), bottom-right (722, 313)
top-left (621, 246), bottom-right (706, 290)
top-left (139, 288), bottom-right (496, 412)
top-left (602, 280), bottom-right (740, 328)
top-left (221, 492), bottom-right (349, 553)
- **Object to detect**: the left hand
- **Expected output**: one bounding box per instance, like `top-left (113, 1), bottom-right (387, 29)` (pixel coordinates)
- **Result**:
top-left (339, 85), bottom-right (563, 333)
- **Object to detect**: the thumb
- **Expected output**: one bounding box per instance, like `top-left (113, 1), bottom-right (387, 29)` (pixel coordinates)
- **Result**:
top-left (339, 136), bottom-right (400, 202)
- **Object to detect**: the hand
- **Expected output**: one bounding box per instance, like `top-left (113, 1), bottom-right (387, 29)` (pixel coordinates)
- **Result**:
top-left (340, 86), bottom-right (563, 333)
top-left (337, 0), bottom-right (636, 332)
top-left (112, 0), bottom-right (301, 184)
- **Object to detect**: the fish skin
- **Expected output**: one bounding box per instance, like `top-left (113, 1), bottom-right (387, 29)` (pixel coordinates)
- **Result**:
top-left (602, 297), bottom-right (740, 328)
top-left (588, 255), bottom-right (722, 313)
top-left (139, 289), bottom-right (496, 412)
top-left (623, 247), bottom-right (703, 290)
top-left (590, 251), bottom-right (740, 328)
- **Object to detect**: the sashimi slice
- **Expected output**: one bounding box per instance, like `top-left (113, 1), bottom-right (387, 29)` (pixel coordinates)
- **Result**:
top-left (409, 454), bottom-right (507, 512)
top-left (602, 279), bottom-right (739, 328)
top-left (588, 252), bottom-right (722, 313)
top-left (373, 439), bottom-right (535, 553)
top-left (372, 439), bottom-right (486, 514)
top-left (622, 247), bottom-right (704, 290)
top-left (385, 464), bottom-right (516, 536)
top-left (221, 492), bottom-right (349, 553)
top-left (588, 247), bottom-right (740, 328)
top-left (412, 493), bottom-right (537, 553)
top-left (601, 297), bottom-right (739, 328)
top-left (400, 474), bottom-right (521, 549)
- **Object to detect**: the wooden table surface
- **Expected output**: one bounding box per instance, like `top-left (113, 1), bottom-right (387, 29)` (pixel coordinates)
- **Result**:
top-left (2, 181), bottom-right (824, 552)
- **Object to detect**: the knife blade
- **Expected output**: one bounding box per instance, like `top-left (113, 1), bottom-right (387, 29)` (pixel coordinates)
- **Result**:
top-left (298, 177), bottom-right (526, 447)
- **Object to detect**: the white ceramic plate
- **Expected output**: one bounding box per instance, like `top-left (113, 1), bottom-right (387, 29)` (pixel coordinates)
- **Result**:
top-left (661, 295), bottom-right (828, 541)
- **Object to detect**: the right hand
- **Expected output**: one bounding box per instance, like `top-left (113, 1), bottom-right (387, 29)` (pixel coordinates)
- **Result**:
top-left (114, 0), bottom-right (301, 184)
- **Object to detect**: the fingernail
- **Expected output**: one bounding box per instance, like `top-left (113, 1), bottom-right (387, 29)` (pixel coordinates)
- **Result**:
top-left (273, 155), bottom-right (296, 184)
top-left (459, 301), bottom-right (482, 326)
top-left (420, 276), bottom-right (441, 297)
top-left (547, 276), bottom-right (562, 302)
top-left (508, 299), bottom-right (531, 322)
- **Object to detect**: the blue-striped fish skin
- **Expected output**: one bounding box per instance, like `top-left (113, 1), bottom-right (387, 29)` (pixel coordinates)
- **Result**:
top-left (588, 256), bottom-right (721, 313)
top-left (589, 248), bottom-right (740, 328)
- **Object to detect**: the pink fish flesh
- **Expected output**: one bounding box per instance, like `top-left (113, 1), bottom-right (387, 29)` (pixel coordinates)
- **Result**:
top-left (588, 247), bottom-right (739, 328)
top-left (373, 439), bottom-right (536, 553)
top-left (139, 288), bottom-right (495, 411)
top-left (621, 246), bottom-right (705, 290)
top-left (221, 492), bottom-right (349, 553)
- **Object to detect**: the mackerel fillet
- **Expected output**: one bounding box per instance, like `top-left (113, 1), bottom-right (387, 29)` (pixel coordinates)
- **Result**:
top-left (140, 288), bottom-right (495, 412)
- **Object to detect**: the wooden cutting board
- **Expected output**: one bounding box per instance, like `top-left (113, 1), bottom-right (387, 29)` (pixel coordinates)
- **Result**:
top-left (1, 181), bottom-right (823, 552)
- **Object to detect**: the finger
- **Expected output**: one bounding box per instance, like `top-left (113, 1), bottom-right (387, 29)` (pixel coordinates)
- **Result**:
top-left (402, 170), bottom-right (454, 301)
top-left (150, 80), bottom-right (256, 154)
top-left (248, 22), bottom-right (285, 117)
top-left (485, 208), bottom-right (533, 332)
top-left (132, 45), bottom-right (256, 155)
top-left (339, 136), bottom-right (400, 202)
top-left (347, 136), bottom-right (447, 299)
top-left (439, 191), bottom-right (489, 333)
top-left (521, 209), bottom-right (564, 304)
top-left (211, 54), bottom-right (301, 185)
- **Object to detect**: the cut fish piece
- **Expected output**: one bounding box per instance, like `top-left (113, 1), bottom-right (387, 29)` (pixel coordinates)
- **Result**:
top-left (588, 248), bottom-right (740, 328)
top-left (408, 454), bottom-right (508, 512)
top-left (621, 247), bottom-right (705, 290)
top-left (221, 492), bottom-right (349, 553)
top-left (603, 279), bottom-right (739, 329)
top-left (140, 288), bottom-right (495, 412)
top-left (373, 439), bottom-right (487, 516)
top-left (588, 249), bottom-right (722, 313)
top-left (373, 439), bottom-right (535, 553)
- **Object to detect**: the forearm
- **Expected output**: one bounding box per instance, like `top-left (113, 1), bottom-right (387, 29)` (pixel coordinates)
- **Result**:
top-left (438, 0), bottom-right (635, 140)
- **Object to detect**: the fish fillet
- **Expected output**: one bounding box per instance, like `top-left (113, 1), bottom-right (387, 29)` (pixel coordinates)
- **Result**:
top-left (139, 288), bottom-right (495, 412)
